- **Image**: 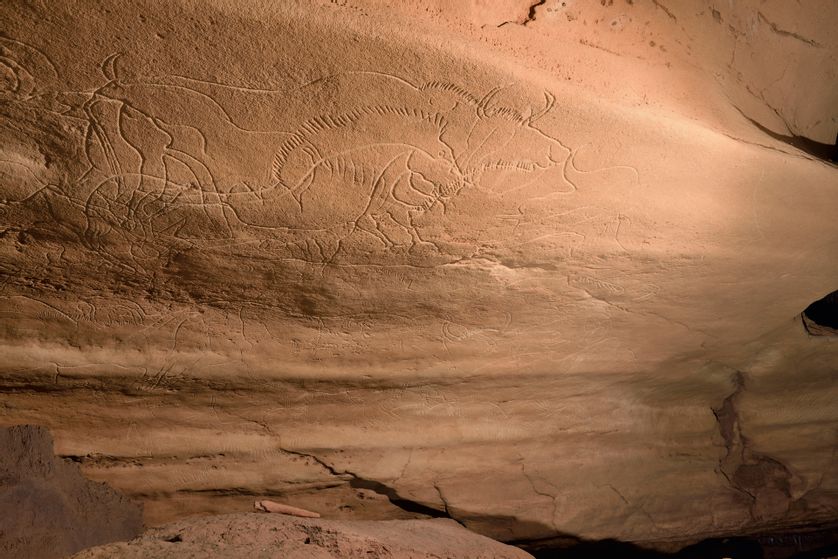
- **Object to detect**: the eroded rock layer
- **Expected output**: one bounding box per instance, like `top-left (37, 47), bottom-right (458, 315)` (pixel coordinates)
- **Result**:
top-left (1, 0), bottom-right (837, 551)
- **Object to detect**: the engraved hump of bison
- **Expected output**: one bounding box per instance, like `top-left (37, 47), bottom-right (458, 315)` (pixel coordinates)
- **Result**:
top-left (8, 54), bottom-right (580, 258)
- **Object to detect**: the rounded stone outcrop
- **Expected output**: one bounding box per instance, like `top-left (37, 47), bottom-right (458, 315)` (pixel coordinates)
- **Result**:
top-left (71, 513), bottom-right (534, 559)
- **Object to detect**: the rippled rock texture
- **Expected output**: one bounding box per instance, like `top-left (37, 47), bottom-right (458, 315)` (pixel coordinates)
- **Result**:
top-left (1, 0), bottom-right (837, 552)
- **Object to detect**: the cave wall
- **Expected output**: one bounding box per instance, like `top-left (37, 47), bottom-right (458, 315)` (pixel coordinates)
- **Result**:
top-left (1, 0), bottom-right (837, 549)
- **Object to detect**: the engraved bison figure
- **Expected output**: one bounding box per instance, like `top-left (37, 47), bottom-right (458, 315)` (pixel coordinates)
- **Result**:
top-left (78, 63), bottom-right (576, 260)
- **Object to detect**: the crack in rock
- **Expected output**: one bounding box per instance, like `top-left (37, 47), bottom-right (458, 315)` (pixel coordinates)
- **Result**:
top-left (519, 461), bottom-right (559, 532)
top-left (712, 371), bottom-right (797, 521)
top-left (757, 12), bottom-right (824, 48)
top-left (523, 0), bottom-right (547, 26)
top-left (651, 0), bottom-right (676, 21)
top-left (497, 0), bottom-right (546, 27)
top-left (280, 446), bottom-right (461, 523)
top-left (214, 408), bottom-right (461, 522)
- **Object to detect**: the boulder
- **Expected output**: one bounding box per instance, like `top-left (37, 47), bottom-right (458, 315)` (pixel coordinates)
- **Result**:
top-left (0, 425), bottom-right (143, 559)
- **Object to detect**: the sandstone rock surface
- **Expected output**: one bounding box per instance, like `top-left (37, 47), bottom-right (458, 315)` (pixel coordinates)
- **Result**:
top-left (1, 0), bottom-right (837, 552)
top-left (0, 425), bottom-right (143, 559)
top-left (71, 513), bottom-right (534, 559)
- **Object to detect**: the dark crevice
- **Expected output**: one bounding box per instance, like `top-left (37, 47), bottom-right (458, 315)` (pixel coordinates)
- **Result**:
top-left (523, 0), bottom-right (547, 26)
top-left (515, 524), bottom-right (838, 558)
top-left (347, 477), bottom-right (454, 520)
top-left (163, 534), bottom-right (182, 543)
top-left (741, 113), bottom-right (838, 163)
top-left (279, 447), bottom-right (457, 523)
top-left (498, 0), bottom-right (546, 27)
top-left (802, 290), bottom-right (838, 335)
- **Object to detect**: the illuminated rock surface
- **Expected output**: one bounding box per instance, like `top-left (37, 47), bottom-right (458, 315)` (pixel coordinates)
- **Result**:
top-left (1, 0), bottom-right (837, 554)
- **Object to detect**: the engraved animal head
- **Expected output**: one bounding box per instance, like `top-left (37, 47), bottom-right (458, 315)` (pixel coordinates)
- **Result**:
top-left (269, 95), bottom-right (463, 228)
top-left (0, 37), bottom-right (58, 101)
top-left (440, 87), bottom-right (574, 197)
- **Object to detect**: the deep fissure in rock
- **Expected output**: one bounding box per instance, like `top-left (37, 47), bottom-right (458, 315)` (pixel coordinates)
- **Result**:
top-left (802, 289), bottom-right (838, 334)
top-left (280, 447), bottom-right (461, 524)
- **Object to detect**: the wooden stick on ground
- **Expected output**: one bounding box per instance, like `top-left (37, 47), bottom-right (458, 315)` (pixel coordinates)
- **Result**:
top-left (254, 500), bottom-right (321, 518)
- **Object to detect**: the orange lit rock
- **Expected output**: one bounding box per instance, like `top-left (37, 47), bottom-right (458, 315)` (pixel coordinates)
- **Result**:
top-left (1, 0), bottom-right (836, 552)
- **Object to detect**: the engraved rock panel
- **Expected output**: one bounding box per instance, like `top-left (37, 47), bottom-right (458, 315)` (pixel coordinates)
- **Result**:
top-left (1, 0), bottom-right (837, 553)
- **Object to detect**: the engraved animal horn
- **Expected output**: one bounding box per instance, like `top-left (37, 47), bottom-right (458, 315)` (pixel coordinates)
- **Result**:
top-left (477, 87), bottom-right (502, 119)
top-left (527, 91), bottom-right (555, 125)
top-left (101, 52), bottom-right (123, 81)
